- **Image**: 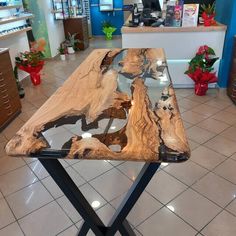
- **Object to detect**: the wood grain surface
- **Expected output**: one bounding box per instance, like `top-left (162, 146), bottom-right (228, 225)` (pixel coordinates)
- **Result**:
top-left (5, 48), bottom-right (190, 162)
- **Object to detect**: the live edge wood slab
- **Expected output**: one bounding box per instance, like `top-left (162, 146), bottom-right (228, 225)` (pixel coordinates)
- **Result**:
top-left (5, 48), bottom-right (190, 163)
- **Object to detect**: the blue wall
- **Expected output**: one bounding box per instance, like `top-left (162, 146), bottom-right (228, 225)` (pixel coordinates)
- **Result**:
top-left (90, 0), bottom-right (124, 36)
top-left (216, 0), bottom-right (236, 88)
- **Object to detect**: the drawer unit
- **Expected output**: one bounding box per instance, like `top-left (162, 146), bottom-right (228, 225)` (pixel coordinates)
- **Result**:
top-left (0, 49), bottom-right (21, 131)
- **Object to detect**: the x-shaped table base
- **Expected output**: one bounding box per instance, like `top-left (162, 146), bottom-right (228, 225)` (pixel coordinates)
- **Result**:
top-left (39, 159), bottom-right (161, 236)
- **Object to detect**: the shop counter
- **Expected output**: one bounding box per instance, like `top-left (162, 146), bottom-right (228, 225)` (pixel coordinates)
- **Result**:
top-left (122, 23), bottom-right (227, 87)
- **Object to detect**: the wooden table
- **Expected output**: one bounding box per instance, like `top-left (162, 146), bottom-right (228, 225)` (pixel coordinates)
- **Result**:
top-left (5, 48), bottom-right (190, 236)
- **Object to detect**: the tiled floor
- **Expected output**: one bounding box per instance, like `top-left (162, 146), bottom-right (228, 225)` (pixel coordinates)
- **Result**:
top-left (0, 37), bottom-right (236, 236)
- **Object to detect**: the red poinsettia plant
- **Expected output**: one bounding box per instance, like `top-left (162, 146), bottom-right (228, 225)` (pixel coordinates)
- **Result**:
top-left (201, 3), bottom-right (216, 26)
top-left (185, 45), bottom-right (218, 96)
top-left (15, 38), bottom-right (46, 86)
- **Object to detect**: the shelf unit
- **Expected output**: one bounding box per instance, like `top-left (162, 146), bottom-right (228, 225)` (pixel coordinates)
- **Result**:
top-left (0, 13), bottom-right (33, 25)
top-left (52, 0), bottom-right (83, 20)
top-left (0, 5), bottom-right (22, 10)
top-left (0, 26), bottom-right (32, 40)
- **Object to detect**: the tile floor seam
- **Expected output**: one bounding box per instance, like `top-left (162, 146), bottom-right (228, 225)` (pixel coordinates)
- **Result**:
top-left (182, 105), bottom-right (234, 128)
top-left (187, 122), bottom-right (236, 158)
top-left (0, 178), bottom-right (40, 198)
top-left (162, 163), bottom-right (235, 210)
top-left (0, 161), bottom-right (27, 177)
top-left (71, 161), bottom-right (115, 183)
top-left (55, 223), bottom-right (79, 236)
top-left (8, 198), bottom-right (56, 222)
top-left (198, 207), bottom-right (226, 234)
top-left (0, 195), bottom-right (17, 230)
top-left (136, 203), bottom-right (199, 234)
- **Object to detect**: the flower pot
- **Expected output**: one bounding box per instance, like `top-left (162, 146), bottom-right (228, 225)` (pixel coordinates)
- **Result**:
top-left (194, 83), bottom-right (208, 96)
top-left (18, 61), bottom-right (44, 86)
top-left (68, 47), bottom-right (75, 54)
top-left (30, 72), bottom-right (41, 86)
top-left (60, 54), bottom-right (66, 61)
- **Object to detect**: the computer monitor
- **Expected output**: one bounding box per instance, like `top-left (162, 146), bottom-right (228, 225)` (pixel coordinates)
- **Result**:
top-left (142, 0), bottom-right (162, 12)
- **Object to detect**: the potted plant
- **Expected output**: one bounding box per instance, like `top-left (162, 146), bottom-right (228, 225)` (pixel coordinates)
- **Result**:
top-left (185, 45), bottom-right (219, 96)
top-left (66, 32), bottom-right (80, 54)
top-left (15, 38), bottom-right (46, 86)
top-left (102, 21), bottom-right (117, 40)
top-left (58, 45), bottom-right (67, 61)
top-left (201, 2), bottom-right (216, 26)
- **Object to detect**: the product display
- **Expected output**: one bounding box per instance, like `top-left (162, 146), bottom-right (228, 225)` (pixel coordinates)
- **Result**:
top-left (0, 23), bottom-right (30, 36)
top-left (182, 4), bottom-right (199, 27)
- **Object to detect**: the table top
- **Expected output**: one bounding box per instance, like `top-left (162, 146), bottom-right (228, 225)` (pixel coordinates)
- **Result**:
top-left (5, 48), bottom-right (190, 163)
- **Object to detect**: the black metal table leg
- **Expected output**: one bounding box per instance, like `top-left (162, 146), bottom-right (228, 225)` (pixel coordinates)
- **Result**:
top-left (40, 159), bottom-right (160, 236)
top-left (106, 162), bottom-right (161, 236)
top-left (119, 220), bottom-right (136, 236)
top-left (39, 159), bottom-right (106, 236)
top-left (78, 222), bottom-right (90, 236)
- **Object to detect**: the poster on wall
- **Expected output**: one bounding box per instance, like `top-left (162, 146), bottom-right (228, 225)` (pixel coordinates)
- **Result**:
top-left (99, 0), bottom-right (114, 11)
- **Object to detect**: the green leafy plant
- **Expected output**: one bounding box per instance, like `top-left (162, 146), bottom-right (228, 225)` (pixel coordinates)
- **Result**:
top-left (102, 21), bottom-right (117, 40)
top-left (66, 32), bottom-right (81, 50)
top-left (201, 2), bottom-right (216, 15)
top-left (58, 45), bottom-right (66, 55)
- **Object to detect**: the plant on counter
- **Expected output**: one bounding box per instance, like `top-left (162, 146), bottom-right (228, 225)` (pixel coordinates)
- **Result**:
top-left (201, 2), bottom-right (216, 26)
top-left (58, 44), bottom-right (67, 61)
top-left (102, 21), bottom-right (117, 40)
top-left (185, 45), bottom-right (219, 96)
top-left (15, 38), bottom-right (46, 86)
top-left (66, 32), bottom-right (81, 54)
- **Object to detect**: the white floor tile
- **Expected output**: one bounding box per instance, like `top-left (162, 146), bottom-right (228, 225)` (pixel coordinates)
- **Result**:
top-left (202, 210), bottom-right (236, 236)
top-left (0, 166), bottom-right (38, 196)
top-left (169, 189), bottom-right (221, 230)
top-left (117, 161), bottom-right (144, 181)
top-left (90, 168), bottom-right (132, 202)
top-left (226, 200), bottom-right (236, 216)
top-left (192, 172), bottom-right (236, 207)
top-left (57, 225), bottom-right (78, 236)
top-left (29, 161), bottom-right (49, 180)
top-left (0, 198), bottom-right (15, 229)
top-left (214, 159), bottom-right (236, 184)
top-left (0, 222), bottom-right (24, 236)
top-left (6, 182), bottom-right (53, 219)
top-left (57, 196), bottom-right (82, 223)
top-left (0, 157), bottom-right (25, 176)
top-left (191, 146), bottom-right (226, 170)
top-left (137, 207), bottom-right (197, 236)
top-left (146, 170), bottom-right (187, 204)
top-left (72, 160), bottom-right (113, 181)
top-left (19, 201), bottom-right (72, 236)
top-left (165, 161), bottom-right (208, 186)
top-left (41, 176), bottom-right (64, 199)
top-left (111, 191), bottom-right (163, 226)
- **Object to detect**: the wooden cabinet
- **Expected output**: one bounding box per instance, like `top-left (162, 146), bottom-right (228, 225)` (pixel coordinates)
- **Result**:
top-left (0, 49), bottom-right (21, 130)
top-left (63, 16), bottom-right (89, 50)
top-left (228, 36), bottom-right (236, 104)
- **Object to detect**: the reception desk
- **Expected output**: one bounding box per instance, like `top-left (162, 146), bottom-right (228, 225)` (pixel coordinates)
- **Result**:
top-left (122, 24), bottom-right (227, 87)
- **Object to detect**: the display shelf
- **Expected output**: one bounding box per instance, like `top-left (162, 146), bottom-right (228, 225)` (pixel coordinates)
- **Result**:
top-left (0, 5), bottom-right (22, 10)
top-left (0, 13), bottom-right (33, 25)
top-left (0, 27), bottom-right (32, 40)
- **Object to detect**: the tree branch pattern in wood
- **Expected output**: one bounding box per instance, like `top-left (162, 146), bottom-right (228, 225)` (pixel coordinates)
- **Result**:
top-left (5, 48), bottom-right (190, 163)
